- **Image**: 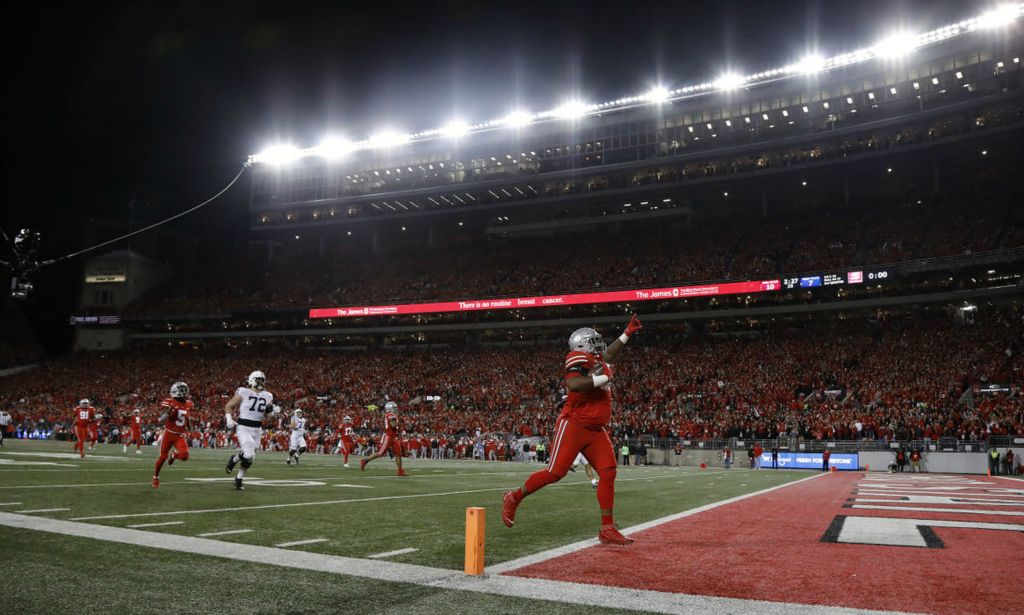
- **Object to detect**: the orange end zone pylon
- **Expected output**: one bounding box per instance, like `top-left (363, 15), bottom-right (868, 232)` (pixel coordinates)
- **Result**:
top-left (464, 507), bottom-right (486, 575)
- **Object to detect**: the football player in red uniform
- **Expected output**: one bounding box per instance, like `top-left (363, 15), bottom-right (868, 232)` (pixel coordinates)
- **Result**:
top-left (502, 314), bottom-right (643, 545)
top-left (360, 402), bottom-right (408, 476)
top-left (72, 399), bottom-right (94, 458)
top-left (338, 415), bottom-right (356, 467)
top-left (152, 382), bottom-right (193, 488)
top-left (123, 409), bottom-right (144, 454)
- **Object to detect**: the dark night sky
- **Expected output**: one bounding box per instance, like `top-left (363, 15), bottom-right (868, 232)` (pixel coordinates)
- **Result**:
top-left (0, 0), bottom-right (972, 349)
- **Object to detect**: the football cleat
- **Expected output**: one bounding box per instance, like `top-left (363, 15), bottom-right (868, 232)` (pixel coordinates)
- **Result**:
top-left (598, 524), bottom-right (635, 545)
top-left (397, 468), bottom-right (408, 477)
top-left (168, 451), bottom-right (175, 466)
top-left (359, 459), bottom-right (368, 471)
top-left (234, 477), bottom-right (244, 490)
top-left (343, 463), bottom-right (350, 468)
top-left (226, 455), bottom-right (238, 474)
top-left (123, 445), bottom-right (128, 454)
top-left (152, 476), bottom-right (159, 489)
top-left (591, 478), bottom-right (599, 488)
top-left (501, 490), bottom-right (520, 528)
top-left (136, 449), bottom-right (142, 455)
top-left (286, 457), bottom-right (291, 466)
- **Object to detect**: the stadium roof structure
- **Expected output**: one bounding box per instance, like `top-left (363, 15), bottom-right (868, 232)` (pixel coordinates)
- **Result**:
top-left (249, 3), bottom-right (1024, 165)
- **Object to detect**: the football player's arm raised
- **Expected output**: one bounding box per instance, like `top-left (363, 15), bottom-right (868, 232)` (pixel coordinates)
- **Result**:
top-left (602, 314), bottom-right (643, 364)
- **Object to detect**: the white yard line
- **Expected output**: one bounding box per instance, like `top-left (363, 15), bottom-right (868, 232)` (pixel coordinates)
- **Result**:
top-left (333, 484), bottom-right (373, 488)
top-left (849, 504), bottom-right (1024, 516)
top-left (0, 511), bottom-right (919, 615)
top-left (275, 538), bottom-right (329, 547)
top-left (15, 507), bottom-right (70, 514)
top-left (367, 547), bottom-right (418, 559)
top-left (0, 502), bottom-right (23, 506)
top-left (67, 473), bottom-right (683, 521)
top-left (127, 521), bottom-right (185, 528)
top-left (487, 472), bottom-right (827, 575)
top-left (196, 529), bottom-right (253, 537)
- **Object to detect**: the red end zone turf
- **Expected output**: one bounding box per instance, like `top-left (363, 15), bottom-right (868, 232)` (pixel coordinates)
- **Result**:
top-left (504, 473), bottom-right (1024, 615)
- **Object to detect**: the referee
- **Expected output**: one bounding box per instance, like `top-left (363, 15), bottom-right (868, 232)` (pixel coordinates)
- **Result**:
top-left (0, 410), bottom-right (11, 446)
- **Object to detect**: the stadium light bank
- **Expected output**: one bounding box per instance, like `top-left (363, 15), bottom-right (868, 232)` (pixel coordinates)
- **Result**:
top-left (249, 3), bottom-right (1024, 166)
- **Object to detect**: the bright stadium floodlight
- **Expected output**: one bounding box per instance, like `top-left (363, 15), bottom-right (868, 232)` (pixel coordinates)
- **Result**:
top-left (644, 86), bottom-right (671, 104)
top-left (316, 136), bottom-right (353, 161)
top-left (872, 32), bottom-right (919, 59)
top-left (977, 4), bottom-right (1022, 29)
top-left (440, 120), bottom-right (470, 138)
top-left (794, 54), bottom-right (826, 75)
top-left (552, 100), bottom-right (590, 120)
top-left (714, 72), bottom-right (746, 92)
top-left (252, 144), bottom-right (303, 166)
top-left (368, 131), bottom-right (410, 149)
top-left (503, 110), bottom-right (534, 128)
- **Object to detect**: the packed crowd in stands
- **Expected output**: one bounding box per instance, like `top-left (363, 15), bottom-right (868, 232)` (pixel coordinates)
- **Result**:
top-left (3, 310), bottom-right (1022, 451)
top-left (127, 173), bottom-right (1022, 318)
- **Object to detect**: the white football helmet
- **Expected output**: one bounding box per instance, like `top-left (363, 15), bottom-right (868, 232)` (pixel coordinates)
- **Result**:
top-left (248, 370), bottom-right (266, 390)
top-left (342, 415), bottom-right (352, 423)
top-left (384, 401), bottom-right (398, 413)
top-left (568, 327), bottom-right (606, 355)
top-left (78, 399), bottom-right (91, 407)
top-left (170, 382), bottom-right (189, 399)
top-left (294, 409), bottom-right (303, 417)
top-left (133, 409), bottom-right (140, 415)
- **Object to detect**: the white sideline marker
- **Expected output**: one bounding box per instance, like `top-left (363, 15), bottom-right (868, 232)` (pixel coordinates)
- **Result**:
top-left (275, 538), bottom-right (329, 548)
top-left (15, 508), bottom-right (70, 514)
top-left (126, 521), bottom-right (185, 528)
top-left (197, 529), bottom-right (253, 537)
top-left (368, 547), bottom-right (418, 559)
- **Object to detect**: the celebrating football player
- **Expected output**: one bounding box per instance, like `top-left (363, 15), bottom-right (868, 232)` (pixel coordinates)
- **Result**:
top-left (502, 314), bottom-right (642, 545)
top-left (360, 401), bottom-right (408, 476)
top-left (336, 415), bottom-right (356, 467)
top-left (224, 370), bottom-right (279, 490)
top-left (152, 382), bottom-right (192, 488)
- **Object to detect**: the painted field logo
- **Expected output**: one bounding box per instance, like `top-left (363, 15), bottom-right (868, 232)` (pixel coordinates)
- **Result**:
top-left (821, 474), bottom-right (1024, 548)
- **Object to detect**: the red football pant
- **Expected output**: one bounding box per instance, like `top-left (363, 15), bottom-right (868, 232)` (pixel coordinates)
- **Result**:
top-left (88, 424), bottom-right (98, 443)
top-left (154, 431), bottom-right (189, 477)
top-left (130, 430), bottom-right (143, 448)
top-left (340, 438), bottom-right (353, 463)
top-left (521, 417), bottom-right (618, 511)
top-left (74, 425), bottom-right (88, 456)
top-left (376, 434), bottom-right (403, 458)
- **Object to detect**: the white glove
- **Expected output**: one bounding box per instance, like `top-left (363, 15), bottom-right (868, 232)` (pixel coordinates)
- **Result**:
top-left (271, 404), bottom-right (281, 416)
top-left (225, 414), bottom-right (236, 429)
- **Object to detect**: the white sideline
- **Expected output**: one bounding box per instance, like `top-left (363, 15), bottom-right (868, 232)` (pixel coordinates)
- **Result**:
top-left (487, 472), bottom-right (827, 574)
top-left (16, 508), bottom-right (70, 514)
top-left (0, 511), bottom-right (919, 615)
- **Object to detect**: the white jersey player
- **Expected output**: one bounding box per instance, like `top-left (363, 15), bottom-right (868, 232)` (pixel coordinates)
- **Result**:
top-left (224, 370), bottom-right (279, 490)
top-left (572, 452), bottom-right (599, 488)
top-left (287, 409), bottom-right (308, 466)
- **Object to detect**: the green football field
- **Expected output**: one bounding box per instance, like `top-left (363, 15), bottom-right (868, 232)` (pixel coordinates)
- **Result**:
top-left (0, 439), bottom-right (808, 614)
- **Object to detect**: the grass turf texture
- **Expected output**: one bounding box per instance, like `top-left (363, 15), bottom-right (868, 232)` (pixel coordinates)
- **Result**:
top-left (1, 439), bottom-right (807, 612)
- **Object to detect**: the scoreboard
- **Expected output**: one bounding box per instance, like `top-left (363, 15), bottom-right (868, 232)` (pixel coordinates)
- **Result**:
top-left (782, 268), bottom-right (890, 290)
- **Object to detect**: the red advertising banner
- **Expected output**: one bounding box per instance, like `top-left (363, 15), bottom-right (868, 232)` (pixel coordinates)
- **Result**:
top-left (309, 279), bottom-right (780, 319)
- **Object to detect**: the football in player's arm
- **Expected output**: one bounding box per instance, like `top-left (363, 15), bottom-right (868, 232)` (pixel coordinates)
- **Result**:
top-left (502, 314), bottom-right (643, 545)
